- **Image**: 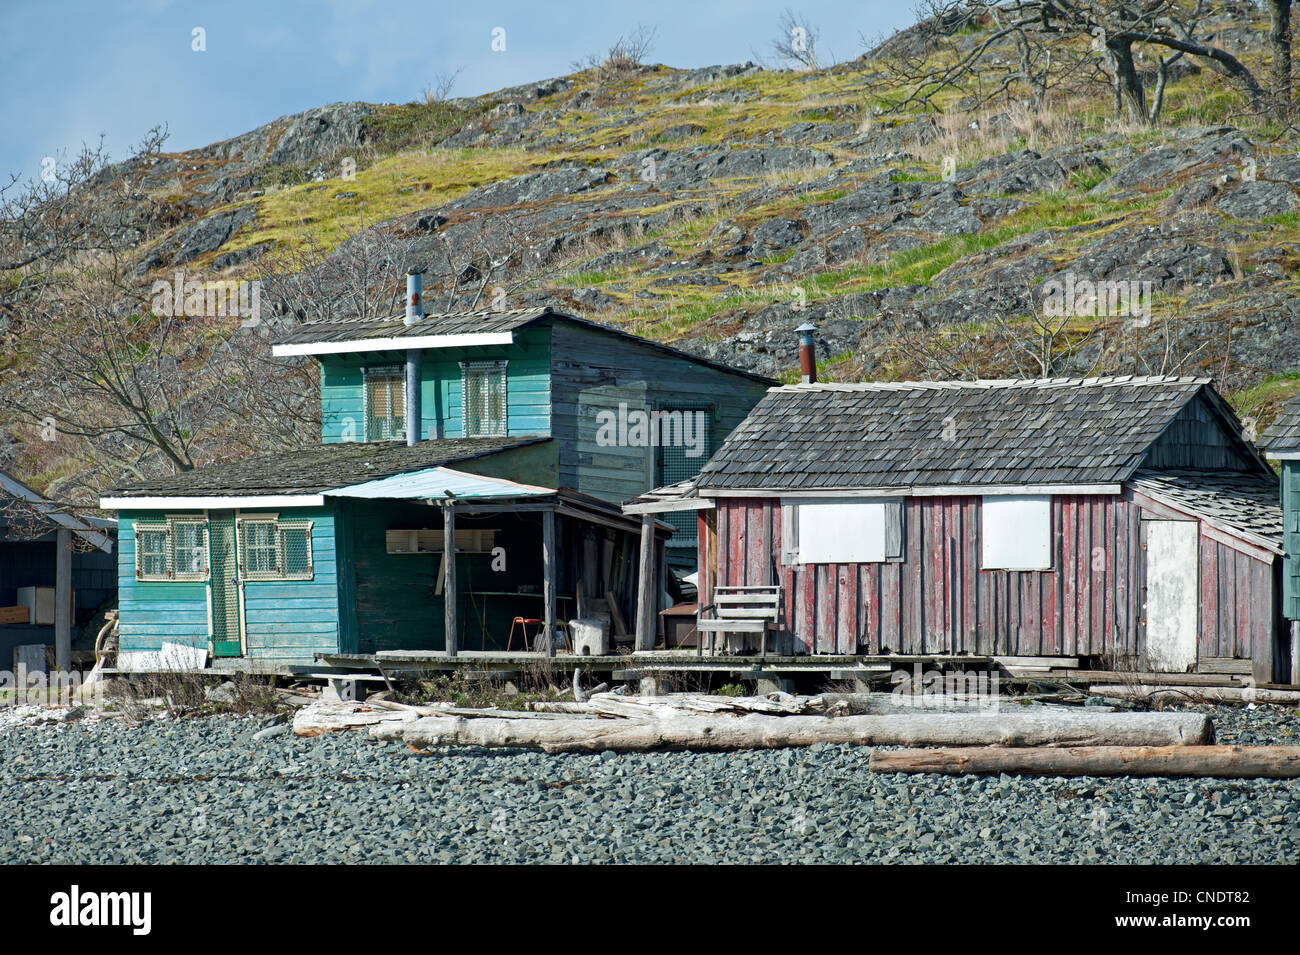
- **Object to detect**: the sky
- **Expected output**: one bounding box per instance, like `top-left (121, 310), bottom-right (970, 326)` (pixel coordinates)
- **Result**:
top-left (0, 0), bottom-right (917, 182)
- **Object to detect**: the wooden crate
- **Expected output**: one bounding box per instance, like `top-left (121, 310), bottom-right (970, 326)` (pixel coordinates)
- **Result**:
top-left (0, 605), bottom-right (30, 625)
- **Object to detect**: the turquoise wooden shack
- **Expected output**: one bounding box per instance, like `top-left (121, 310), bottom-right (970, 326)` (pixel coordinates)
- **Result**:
top-left (1262, 394), bottom-right (1300, 682)
top-left (101, 295), bottom-right (774, 672)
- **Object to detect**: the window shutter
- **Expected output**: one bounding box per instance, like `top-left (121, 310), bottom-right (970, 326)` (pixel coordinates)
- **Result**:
top-left (780, 503), bottom-right (799, 565)
top-left (884, 500), bottom-right (904, 562)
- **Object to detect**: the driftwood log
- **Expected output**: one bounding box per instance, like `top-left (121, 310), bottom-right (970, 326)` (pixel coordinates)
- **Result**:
top-left (1089, 684), bottom-right (1300, 705)
top-left (870, 745), bottom-right (1300, 779)
top-left (371, 710), bottom-right (1214, 753)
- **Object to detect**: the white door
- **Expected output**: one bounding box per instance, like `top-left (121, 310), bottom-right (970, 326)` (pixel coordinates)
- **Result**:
top-left (1145, 520), bottom-right (1199, 672)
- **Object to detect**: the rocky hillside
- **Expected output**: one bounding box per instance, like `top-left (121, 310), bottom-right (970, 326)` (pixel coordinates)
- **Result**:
top-left (7, 2), bottom-right (1300, 498)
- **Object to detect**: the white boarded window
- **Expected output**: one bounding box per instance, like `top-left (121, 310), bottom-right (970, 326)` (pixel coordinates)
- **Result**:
top-left (982, 495), bottom-right (1052, 570)
top-left (784, 498), bottom-right (903, 565)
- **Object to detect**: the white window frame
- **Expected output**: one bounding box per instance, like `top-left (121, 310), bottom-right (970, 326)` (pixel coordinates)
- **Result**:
top-left (460, 360), bottom-right (508, 438)
top-left (362, 364), bottom-right (406, 442)
top-left (981, 495), bottom-right (1053, 570)
top-left (781, 497), bottom-right (904, 565)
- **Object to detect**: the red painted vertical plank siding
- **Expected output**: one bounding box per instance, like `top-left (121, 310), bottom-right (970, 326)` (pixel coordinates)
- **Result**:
top-left (716, 495), bottom-right (1272, 665)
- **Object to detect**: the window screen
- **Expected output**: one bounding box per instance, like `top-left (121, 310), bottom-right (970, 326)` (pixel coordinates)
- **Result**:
top-left (135, 523), bottom-right (172, 580)
top-left (171, 519), bottom-right (208, 580)
top-left (364, 365), bottom-right (406, 441)
top-left (461, 361), bottom-right (507, 437)
top-left (981, 495), bottom-right (1052, 570)
top-left (279, 522), bottom-right (314, 579)
top-left (657, 407), bottom-right (711, 546)
top-left (240, 520), bottom-right (279, 579)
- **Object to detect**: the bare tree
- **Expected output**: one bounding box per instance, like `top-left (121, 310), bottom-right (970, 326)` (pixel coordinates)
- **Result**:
top-left (772, 8), bottom-right (822, 70)
top-left (877, 0), bottom-right (1268, 124)
top-left (423, 68), bottom-right (463, 104)
top-left (573, 25), bottom-right (658, 82)
top-left (1268, 0), bottom-right (1294, 119)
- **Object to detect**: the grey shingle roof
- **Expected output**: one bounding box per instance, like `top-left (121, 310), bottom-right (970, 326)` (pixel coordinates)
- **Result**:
top-left (1128, 468), bottom-right (1282, 554)
top-left (109, 437), bottom-right (549, 497)
top-left (273, 305), bottom-right (775, 385)
top-left (696, 376), bottom-right (1226, 491)
top-left (1261, 392), bottom-right (1300, 451)
top-left (274, 306), bottom-right (545, 347)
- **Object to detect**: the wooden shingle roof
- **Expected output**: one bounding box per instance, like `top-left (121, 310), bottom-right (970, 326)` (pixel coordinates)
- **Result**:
top-left (1261, 392), bottom-right (1300, 452)
top-left (272, 305), bottom-right (776, 385)
top-left (1128, 469), bottom-right (1283, 554)
top-left (108, 437), bottom-right (549, 497)
top-left (696, 376), bottom-right (1229, 492)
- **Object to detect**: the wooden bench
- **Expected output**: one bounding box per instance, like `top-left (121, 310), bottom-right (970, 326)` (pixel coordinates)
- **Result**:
top-left (696, 586), bottom-right (781, 657)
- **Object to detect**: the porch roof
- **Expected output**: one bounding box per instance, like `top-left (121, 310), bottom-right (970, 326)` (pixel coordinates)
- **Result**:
top-left (100, 437), bottom-right (550, 508)
top-left (1127, 468), bottom-right (1283, 555)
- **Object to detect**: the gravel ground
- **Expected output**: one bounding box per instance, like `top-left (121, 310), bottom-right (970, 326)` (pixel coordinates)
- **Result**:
top-left (0, 704), bottom-right (1296, 864)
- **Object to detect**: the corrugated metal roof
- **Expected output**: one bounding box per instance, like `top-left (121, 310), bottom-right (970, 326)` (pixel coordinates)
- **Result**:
top-left (327, 465), bottom-right (553, 500)
top-left (696, 376), bottom-right (1223, 491)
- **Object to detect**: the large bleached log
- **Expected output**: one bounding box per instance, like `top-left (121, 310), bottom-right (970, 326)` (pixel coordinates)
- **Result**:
top-left (292, 700), bottom-right (419, 737)
top-left (870, 745), bottom-right (1300, 779)
top-left (371, 710), bottom-right (1214, 753)
top-left (1089, 684), bottom-right (1300, 705)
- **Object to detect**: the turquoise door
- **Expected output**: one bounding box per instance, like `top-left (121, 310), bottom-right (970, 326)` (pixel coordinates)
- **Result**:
top-left (208, 512), bottom-right (244, 657)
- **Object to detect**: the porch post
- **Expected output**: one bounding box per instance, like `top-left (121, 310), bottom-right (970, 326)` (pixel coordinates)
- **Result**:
top-left (542, 508), bottom-right (556, 658)
top-left (54, 528), bottom-right (72, 672)
top-left (443, 501), bottom-right (457, 657)
top-left (635, 514), bottom-right (655, 651)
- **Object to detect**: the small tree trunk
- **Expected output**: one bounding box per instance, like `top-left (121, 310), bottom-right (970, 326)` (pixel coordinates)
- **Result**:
top-left (1107, 36), bottom-right (1149, 124)
top-left (1270, 0), bottom-right (1294, 119)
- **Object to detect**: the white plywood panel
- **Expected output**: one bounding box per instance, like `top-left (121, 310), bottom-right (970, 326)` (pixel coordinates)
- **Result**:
top-left (794, 499), bottom-right (887, 563)
top-left (1145, 519), bottom-right (1200, 672)
top-left (982, 495), bottom-right (1052, 570)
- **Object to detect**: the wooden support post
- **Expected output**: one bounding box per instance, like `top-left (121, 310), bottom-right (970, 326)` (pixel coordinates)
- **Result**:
top-left (543, 508), bottom-right (557, 658)
top-left (54, 528), bottom-right (72, 672)
top-left (443, 502), bottom-right (457, 657)
top-left (635, 515), bottom-right (655, 651)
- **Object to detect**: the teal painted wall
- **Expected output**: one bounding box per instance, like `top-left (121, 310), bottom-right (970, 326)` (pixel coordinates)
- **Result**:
top-left (1283, 460), bottom-right (1300, 620)
top-left (116, 506), bottom-right (343, 667)
top-left (117, 512), bottom-right (210, 653)
top-left (319, 325), bottom-right (552, 443)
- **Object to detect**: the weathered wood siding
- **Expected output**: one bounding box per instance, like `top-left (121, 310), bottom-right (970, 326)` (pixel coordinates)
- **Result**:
top-left (549, 322), bottom-right (770, 506)
top-left (117, 511), bottom-right (211, 654)
top-left (1143, 396), bottom-right (1253, 470)
top-left (715, 494), bottom-right (1272, 662)
top-left (240, 506), bottom-right (341, 668)
top-left (117, 507), bottom-right (342, 667)
top-left (1282, 459), bottom-right (1300, 620)
top-left (319, 325), bottom-right (552, 443)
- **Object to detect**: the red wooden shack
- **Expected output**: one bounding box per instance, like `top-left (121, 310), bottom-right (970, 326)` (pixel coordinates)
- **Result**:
top-left (639, 377), bottom-right (1289, 682)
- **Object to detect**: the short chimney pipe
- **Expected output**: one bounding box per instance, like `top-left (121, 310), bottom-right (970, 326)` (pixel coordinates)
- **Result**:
top-left (405, 270), bottom-right (424, 445)
top-left (796, 322), bottom-right (818, 384)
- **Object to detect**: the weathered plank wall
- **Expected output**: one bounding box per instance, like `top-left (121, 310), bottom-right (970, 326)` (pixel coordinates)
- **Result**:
top-left (549, 322), bottom-right (770, 507)
top-left (714, 494), bottom-right (1271, 662)
top-left (117, 507), bottom-right (342, 667)
top-left (1143, 396), bottom-right (1254, 471)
